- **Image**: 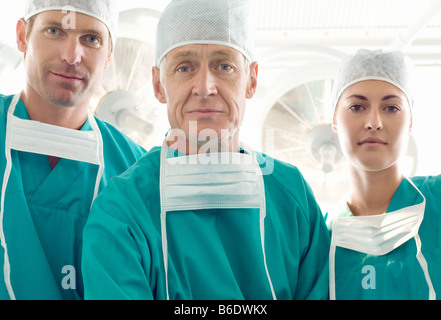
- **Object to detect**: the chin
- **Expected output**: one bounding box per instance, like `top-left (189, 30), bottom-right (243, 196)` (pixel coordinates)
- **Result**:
top-left (355, 159), bottom-right (399, 173)
top-left (47, 92), bottom-right (88, 109)
top-left (49, 100), bottom-right (77, 108)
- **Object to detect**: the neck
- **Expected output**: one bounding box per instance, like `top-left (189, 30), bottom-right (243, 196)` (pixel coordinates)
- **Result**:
top-left (20, 86), bottom-right (89, 130)
top-left (347, 165), bottom-right (403, 216)
top-left (167, 128), bottom-right (240, 155)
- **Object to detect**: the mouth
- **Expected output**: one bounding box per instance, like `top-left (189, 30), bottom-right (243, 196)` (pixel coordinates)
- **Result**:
top-left (358, 137), bottom-right (387, 146)
top-left (187, 109), bottom-right (224, 117)
top-left (189, 109), bottom-right (223, 113)
top-left (50, 72), bottom-right (84, 82)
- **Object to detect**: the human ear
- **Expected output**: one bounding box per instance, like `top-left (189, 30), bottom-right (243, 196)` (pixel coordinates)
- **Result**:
top-left (104, 43), bottom-right (113, 70)
top-left (246, 61), bottom-right (258, 99)
top-left (152, 66), bottom-right (167, 104)
top-left (16, 18), bottom-right (27, 53)
top-left (332, 113), bottom-right (338, 132)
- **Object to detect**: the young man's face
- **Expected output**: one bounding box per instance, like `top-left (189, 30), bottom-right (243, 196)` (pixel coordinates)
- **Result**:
top-left (18, 10), bottom-right (112, 108)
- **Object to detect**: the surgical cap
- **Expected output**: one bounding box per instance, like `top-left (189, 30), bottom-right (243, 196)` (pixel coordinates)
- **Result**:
top-left (332, 49), bottom-right (415, 113)
top-left (155, 0), bottom-right (255, 67)
top-left (24, 0), bottom-right (118, 48)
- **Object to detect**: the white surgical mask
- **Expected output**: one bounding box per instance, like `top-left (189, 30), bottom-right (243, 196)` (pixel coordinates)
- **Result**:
top-left (0, 93), bottom-right (105, 300)
top-left (159, 139), bottom-right (276, 300)
top-left (329, 178), bottom-right (435, 300)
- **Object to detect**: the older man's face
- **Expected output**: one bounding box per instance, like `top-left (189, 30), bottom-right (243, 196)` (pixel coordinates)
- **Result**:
top-left (153, 44), bottom-right (258, 144)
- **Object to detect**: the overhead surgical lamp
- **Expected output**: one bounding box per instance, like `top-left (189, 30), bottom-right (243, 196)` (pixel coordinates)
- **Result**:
top-left (306, 124), bottom-right (343, 174)
top-left (96, 90), bottom-right (154, 135)
top-left (0, 42), bottom-right (21, 73)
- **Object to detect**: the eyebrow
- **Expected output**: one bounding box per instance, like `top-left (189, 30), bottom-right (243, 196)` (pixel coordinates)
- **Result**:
top-left (172, 50), bottom-right (197, 59)
top-left (44, 20), bottom-right (105, 37)
top-left (212, 50), bottom-right (238, 59)
top-left (345, 94), bottom-right (403, 101)
top-left (171, 48), bottom-right (239, 61)
top-left (345, 94), bottom-right (368, 101)
top-left (381, 95), bottom-right (403, 101)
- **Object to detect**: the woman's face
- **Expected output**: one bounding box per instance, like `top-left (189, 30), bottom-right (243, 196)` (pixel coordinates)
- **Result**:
top-left (333, 80), bottom-right (412, 172)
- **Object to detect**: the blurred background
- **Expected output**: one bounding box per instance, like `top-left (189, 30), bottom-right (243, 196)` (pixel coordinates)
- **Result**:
top-left (1, 0), bottom-right (441, 214)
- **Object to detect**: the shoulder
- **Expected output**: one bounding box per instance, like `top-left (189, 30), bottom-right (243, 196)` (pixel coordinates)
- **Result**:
top-left (93, 146), bottom-right (162, 217)
top-left (258, 152), bottom-right (311, 195)
top-left (411, 175), bottom-right (441, 189)
top-left (410, 175), bottom-right (441, 198)
top-left (410, 175), bottom-right (441, 203)
top-left (257, 152), bottom-right (319, 216)
top-left (0, 94), bottom-right (16, 130)
top-left (136, 145), bottom-right (161, 167)
top-left (94, 116), bottom-right (146, 158)
top-left (110, 146), bottom-right (162, 187)
top-left (0, 94), bottom-right (13, 113)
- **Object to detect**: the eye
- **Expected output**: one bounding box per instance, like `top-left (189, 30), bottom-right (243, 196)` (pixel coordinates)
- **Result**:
top-left (349, 104), bottom-right (364, 112)
top-left (177, 65), bottom-right (191, 73)
top-left (82, 35), bottom-right (102, 47)
top-left (384, 105), bottom-right (400, 113)
top-left (86, 35), bottom-right (99, 44)
top-left (219, 63), bottom-right (232, 71)
top-left (46, 27), bottom-right (62, 36)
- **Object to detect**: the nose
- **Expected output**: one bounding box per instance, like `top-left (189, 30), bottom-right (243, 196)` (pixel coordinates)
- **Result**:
top-left (365, 108), bottom-right (383, 131)
top-left (192, 65), bottom-right (217, 97)
top-left (62, 37), bottom-right (83, 66)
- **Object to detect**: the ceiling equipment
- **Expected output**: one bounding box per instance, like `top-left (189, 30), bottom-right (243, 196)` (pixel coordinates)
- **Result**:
top-left (94, 8), bottom-right (167, 149)
top-left (0, 42), bottom-right (21, 73)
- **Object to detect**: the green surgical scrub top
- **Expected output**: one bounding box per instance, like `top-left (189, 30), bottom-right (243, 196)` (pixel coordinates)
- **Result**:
top-left (0, 94), bottom-right (146, 300)
top-left (328, 176), bottom-right (441, 299)
top-left (82, 146), bottom-right (331, 300)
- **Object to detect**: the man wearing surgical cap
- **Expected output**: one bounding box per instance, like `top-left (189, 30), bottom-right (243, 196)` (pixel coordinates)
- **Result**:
top-left (82, 0), bottom-right (330, 300)
top-left (0, 0), bottom-right (145, 300)
top-left (328, 48), bottom-right (441, 299)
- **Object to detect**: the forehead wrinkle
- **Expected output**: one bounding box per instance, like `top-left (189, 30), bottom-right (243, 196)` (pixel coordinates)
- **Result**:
top-left (174, 50), bottom-right (198, 58)
top-left (170, 45), bottom-right (241, 60)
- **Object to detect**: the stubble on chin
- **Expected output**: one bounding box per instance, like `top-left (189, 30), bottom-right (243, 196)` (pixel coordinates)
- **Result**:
top-left (39, 65), bottom-right (92, 108)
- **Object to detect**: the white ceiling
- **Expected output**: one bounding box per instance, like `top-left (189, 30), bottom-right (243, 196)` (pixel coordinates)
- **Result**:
top-left (253, 0), bottom-right (441, 30)
top-left (4, 1), bottom-right (441, 55)
top-left (254, 0), bottom-right (441, 65)
top-left (2, 0), bottom-right (441, 77)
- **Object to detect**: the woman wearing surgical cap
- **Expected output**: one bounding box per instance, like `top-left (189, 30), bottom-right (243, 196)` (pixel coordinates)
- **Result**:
top-left (328, 49), bottom-right (441, 300)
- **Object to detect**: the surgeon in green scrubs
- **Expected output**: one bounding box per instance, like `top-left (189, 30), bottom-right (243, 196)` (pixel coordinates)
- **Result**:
top-left (328, 49), bottom-right (441, 299)
top-left (82, 0), bottom-right (330, 300)
top-left (0, 1), bottom-right (145, 300)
